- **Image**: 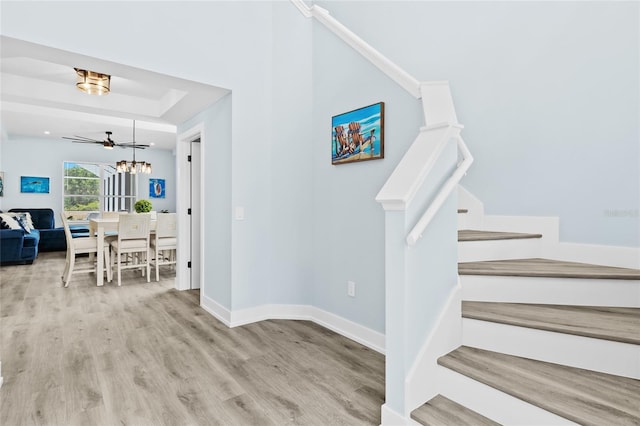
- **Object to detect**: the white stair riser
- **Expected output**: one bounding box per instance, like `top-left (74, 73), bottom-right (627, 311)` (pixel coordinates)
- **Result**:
top-left (463, 319), bottom-right (640, 379)
top-left (461, 275), bottom-right (640, 307)
top-left (437, 366), bottom-right (579, 425)
top-left (458, 238), bottom-right (543, 262)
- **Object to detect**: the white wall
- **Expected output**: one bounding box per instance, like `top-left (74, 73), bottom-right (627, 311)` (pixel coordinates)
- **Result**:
top-left (0, 1), bottom-right (290, 313)
top-left (2, 1), bottom-right (636, 350)
top-left (320, 1), bottom-right (639, 248)
top-left (0, 136), bottom-right (175, 223)
top-left (179, 95), bottom-right (233, 309)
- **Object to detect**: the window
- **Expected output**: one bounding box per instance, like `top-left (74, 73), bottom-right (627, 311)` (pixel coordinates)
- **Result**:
top-left (63, 162), bottom-right (137, 220)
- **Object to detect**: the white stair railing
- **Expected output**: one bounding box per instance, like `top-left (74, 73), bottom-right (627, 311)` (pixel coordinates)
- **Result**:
top-left (291, 1), bottom-right (474, 422)
top-left (406, 135), bottom-right (473, 246)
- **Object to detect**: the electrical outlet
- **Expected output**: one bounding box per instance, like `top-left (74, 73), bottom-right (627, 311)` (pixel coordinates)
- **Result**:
top-left (347, 281), bottom-right (356, 297)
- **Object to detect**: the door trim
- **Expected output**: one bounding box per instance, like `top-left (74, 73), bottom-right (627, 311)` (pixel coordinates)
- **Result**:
top-left (176, 122), bottom-right (205, 297)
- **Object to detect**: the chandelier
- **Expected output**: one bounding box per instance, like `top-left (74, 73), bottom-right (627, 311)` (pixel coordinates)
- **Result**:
top-left (75, 68), bottom-right (110, 96)
top-left (116, 121), bottom-right (152, 174)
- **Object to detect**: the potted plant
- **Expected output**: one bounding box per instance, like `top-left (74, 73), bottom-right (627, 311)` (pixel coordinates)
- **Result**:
top-left (134, 199), bottom-right (153, 213)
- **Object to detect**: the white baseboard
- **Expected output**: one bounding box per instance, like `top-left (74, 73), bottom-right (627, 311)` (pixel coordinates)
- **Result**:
top-left (200, 296), bottom-right (385, 354)
top-left (381, 403), bottom-right (410, 426)
top-left (308, 306), bottom-right (385, 354)
top-left (200, 294), bottom-right (231, 326)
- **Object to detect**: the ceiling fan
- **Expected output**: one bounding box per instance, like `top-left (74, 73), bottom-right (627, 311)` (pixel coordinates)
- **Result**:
top-left (62, 122), bottom-right (150, 150)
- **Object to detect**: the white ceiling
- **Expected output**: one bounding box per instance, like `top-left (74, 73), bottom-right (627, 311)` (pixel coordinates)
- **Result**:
top-left (0, 36), bottom-right (230, 151)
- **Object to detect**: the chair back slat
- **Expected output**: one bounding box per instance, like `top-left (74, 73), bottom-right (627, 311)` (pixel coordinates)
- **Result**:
top-left (155, 213), bottom-right (177, 238)
top-left (118, 214), bottom-right (151, 240)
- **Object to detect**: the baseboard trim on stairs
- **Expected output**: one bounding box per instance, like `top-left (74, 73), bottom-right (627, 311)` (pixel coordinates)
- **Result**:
top-left (200, 294), bottom-right (386, 354)
top-left (552, 241), bottom-right (640, 269)
top-left (406, 282), bottom-right (462, 414)
top-left (382, 403), bottom-right (418, 426)
top-left (463, 318), bottom-right (640, 379)
top-left (437, 366), bottom-right (578, 425)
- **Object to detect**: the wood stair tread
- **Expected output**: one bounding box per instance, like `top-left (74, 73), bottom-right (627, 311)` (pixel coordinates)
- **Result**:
top-left (459, 258), bottom-right (640, 280)
top-left (411, 394), bottom-right (500, 426)
top-left (462, 302), bottom-right (640, 344)
top-left (458, 229), bottom-right (542, 242)
top-left (438, 346), bottom-right (640, 425)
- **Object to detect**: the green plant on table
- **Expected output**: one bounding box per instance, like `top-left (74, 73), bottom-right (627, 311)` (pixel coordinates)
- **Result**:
top-left (134, 199), bottom-right (153, 213)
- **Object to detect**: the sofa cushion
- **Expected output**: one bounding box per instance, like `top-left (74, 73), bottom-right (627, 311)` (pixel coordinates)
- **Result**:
top-left (0, 213), bottom-right (22, 230)
top-left (38, 228), bottom-right (66, 252)
top-left (22, 229), bottom-right (40, 248)
top-left (0, 228), bottom-right (40, 265)
top-left (9, 208), bottom-right (54, 230)
top-left (13, 212), bottom-right (35, 231)
top-left (15, 216), bottom-right (32, 233)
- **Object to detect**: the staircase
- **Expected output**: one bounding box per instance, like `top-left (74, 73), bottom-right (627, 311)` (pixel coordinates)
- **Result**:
top-left (410, 222), bottom-right (640, 425)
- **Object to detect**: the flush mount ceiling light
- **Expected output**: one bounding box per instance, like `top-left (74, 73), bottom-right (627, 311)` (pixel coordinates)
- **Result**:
top-left (75, 68), bottom-right (110, 95)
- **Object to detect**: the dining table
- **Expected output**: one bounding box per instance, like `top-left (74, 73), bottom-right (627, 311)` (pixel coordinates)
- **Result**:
top-left (89, 217), bottom-right (156, 286)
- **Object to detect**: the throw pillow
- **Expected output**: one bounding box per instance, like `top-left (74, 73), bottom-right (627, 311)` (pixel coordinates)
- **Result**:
top-left (13, 212), bottom-right (36, 230)
top-left (15, 216), bottom-right (31, 234)
top-left (0, 213), bottom-right (22, 230)
top-left (13, 212), bottom-right (34, 232)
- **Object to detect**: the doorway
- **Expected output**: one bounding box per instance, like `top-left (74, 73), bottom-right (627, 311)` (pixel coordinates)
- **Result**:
top-left (176, 123), bottom-right (205, 296)
top-left (189, 138), bottom-right (201, 290)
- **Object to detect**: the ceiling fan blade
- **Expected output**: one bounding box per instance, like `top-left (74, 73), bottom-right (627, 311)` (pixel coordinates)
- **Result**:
top-left (116, 144), bottom-right (148, 149)
top-left (116, 142), bottom-right (151, 148)
top-left (70, 140), bottom-right (105, 145)
top-left (62, 136), bottom-right (101, 143)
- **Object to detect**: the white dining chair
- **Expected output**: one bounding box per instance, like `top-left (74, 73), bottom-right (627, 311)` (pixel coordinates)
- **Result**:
top-left (61, 214), bottom-right (112, 287)
top-left (150, 213), bottom-right (177, 281)
top-left (109, 213), bottom-right (151, 286)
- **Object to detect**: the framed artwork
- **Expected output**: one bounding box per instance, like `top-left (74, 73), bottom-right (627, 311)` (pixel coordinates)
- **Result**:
top-left (0, 172), bottom-right (4, 197)
top-left (20, 176), bottom-right (50, 193)
top-left (149, 178), bottom-right (166, 199)
top-left (331, 102), bottom-right (384, 165)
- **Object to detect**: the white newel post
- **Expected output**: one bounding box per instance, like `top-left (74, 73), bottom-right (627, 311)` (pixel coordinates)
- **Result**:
top-left (381, 210), bottom-right (409, 420)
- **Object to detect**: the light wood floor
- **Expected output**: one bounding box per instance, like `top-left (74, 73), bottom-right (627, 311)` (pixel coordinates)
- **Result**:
top-left (0, 252), bottom-right (385, 426)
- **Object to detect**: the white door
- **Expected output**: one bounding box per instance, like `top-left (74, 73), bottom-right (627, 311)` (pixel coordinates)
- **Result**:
top-left (190, 139), bottom-right (201, 290)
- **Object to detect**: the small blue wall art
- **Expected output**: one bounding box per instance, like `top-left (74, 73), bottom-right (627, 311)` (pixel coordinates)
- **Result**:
top-left (20, 176), bottom-right (50, 193)
top-left (149, 178), bottom-right (166, 199)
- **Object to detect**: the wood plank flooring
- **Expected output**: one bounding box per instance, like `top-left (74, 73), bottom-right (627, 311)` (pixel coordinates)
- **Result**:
top-left (458, 230), bottom-right (542, 242)
top-left (1, 252), bottom-right (385, 426)
top-left (411, 395), bottom-right (500, 426)
top-left (459, 258), bottom-right (640, 280)
top-left (462, 302), bottom-right (640, 344)
top-left (438, 346), bottom-right (640, 426)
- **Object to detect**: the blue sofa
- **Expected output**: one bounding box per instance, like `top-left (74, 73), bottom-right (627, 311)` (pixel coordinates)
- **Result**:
top-left (0, 208), bottom-right (69, 266)
top-left (0, 228), bottom-right (40, 265)
top-left (9, 208), bottom-right (67, 252)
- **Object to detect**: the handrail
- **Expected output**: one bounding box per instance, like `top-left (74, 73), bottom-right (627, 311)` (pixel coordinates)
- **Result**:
top-left (291, 0), bottom-right (472, 247)
top-left (406, 135), bottom-right (473, 246)
top-left (290, 0), bottom-right (421, 98)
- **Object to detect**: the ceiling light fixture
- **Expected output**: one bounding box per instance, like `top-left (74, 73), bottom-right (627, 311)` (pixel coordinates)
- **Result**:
top-left (75, 68), bottom-right (110, 95)
top-left (116, 120), bottom-right (152, 174)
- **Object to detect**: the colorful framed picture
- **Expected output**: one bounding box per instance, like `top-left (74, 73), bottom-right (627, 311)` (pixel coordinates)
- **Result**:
top-left (331, 102), bottom-right (384, 165)
top-left (20, 176), bottom-right (50, 193)
top-left (149, 178), bottom-right (166, 199)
